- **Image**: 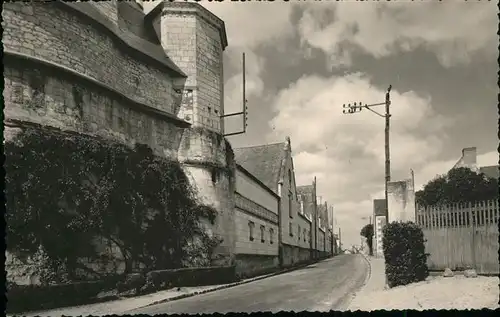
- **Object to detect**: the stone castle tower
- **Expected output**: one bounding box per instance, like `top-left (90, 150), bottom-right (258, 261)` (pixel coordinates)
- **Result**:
top-left (147, 1), bottom-right (236, 266)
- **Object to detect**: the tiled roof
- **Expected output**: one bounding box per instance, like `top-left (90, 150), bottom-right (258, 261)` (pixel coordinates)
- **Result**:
top-left (480, 165), bottom-right (499, 180)
top-left (233, 142), bottom-right (286, 193)
top-left (373, 199), bottom-right (386, 217)
top-left (117, 1), bottom-right (160, 44)
top-left (297, 185), bottom-right (314, 200)
top-left (297, 185), bottom-right (314, 195)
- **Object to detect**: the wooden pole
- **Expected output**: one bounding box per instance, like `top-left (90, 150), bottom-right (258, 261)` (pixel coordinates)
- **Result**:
top-left (385, 85), bottom-right (392, 223)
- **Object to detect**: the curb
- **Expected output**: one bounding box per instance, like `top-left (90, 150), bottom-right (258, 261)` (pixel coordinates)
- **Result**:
top-left (138, 257), bottom-right (331, 309)
top-left (359, 254), bottom-right (372, 287)
top-left (428, 270), bottom-right (497, 277)
top-left (340, 254), bottom-right (373, 311)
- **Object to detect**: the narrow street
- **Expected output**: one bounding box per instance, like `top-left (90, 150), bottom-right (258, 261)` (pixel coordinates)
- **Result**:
top-left (128, 254), bottom-right (369, 314)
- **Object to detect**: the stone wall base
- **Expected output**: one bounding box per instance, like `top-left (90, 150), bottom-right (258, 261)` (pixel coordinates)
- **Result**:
top-left (234, 254), bottom-right (279, 279)
top-left (281, 244), bottom-right (313, 268)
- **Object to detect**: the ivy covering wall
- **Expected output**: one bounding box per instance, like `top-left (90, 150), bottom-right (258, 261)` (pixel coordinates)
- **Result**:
top-left (5, 123), bottom-right (221, 285)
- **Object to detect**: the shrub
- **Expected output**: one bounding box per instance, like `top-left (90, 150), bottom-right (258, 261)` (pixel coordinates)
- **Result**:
top-left (5, 123), bottom-right (222, 283)
top-left (382, 221), bottom-right (429, 288)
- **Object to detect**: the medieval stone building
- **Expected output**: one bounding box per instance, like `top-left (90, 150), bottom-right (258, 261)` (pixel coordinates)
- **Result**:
top-left (4, 1), bottom-right (335, 281)
top-left (4, 0), bottom-right (236, 266)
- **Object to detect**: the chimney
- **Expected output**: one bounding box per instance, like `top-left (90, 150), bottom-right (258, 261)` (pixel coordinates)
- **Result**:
top-left (462, 147), bottom-right (477, 167)
top-left (152, 1), bottom-right (228, 132)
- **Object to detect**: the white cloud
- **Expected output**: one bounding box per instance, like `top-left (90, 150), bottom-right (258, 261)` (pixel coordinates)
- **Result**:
top-left (268, 73), bottom-right (455, 247)
top-left (142, 1), bottom-right (294, 50)
top-left (201, 1), bottom-right (294, 50)
top-left (297, 1), bottom-right (498, 68)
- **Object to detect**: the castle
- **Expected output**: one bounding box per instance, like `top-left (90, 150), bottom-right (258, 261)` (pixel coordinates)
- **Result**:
top-left (4, 1), bottom-right (335, 279)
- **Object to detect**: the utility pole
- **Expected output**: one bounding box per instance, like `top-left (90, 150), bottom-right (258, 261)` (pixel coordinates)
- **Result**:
top-left (313, 177), bottom-right (318, 259)
top-left (342, 85), bottom-right (392, 223)
top-left (338, 227), bottom-right (342, 252)
top-left (411, 168), bottom-right (416, 220)
top-left (384, 86), bottom-right (391, 223)
top-left (324, 201), bottom-right (328, 253)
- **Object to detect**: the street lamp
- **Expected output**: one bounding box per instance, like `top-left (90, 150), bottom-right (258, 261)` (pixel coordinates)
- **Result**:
top-left (341, 85), bottom-right (393, 223)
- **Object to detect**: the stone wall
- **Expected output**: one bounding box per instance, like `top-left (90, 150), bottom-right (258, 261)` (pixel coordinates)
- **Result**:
top-left (3, 2), bottom-right (182, 116)
top-left (281, 245), bottom-right (311, 267)
top-left (233, 166), bottom-right (279, 273)
top-left (90, 1), bottom-right (119, 26)
top-left (3, 62), bottom-right (184, 159)
top-left (234, 254), bottom-right (279, 278)
top-left (234, 202), bottom-right (278, 256)
top-left (236, 168), bottom-right (279, 213)
top-left (387, 179), bottom-right (416, 223)
top-left (317, 229), bottom-right (325, 252)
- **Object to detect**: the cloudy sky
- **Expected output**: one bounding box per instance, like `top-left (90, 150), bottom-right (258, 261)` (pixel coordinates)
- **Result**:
top-left (145, 0), bottom-right (499, 248)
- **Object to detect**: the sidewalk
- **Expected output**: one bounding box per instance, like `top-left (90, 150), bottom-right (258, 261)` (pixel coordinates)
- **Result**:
top-left (345, 255), bottom-right (386, 311)
top-left (346, 256), bottom-right (500, 311)
top-left (15, 260), bottom-right (324, 316)
top-left (16, 274), bottom-right (271, 317)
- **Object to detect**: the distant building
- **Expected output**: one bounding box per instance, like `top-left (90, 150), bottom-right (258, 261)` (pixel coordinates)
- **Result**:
top-left (451, 147), bottom-right (499, 179)
top-left (372, 199), bottom-right (386, 258)
top-left (234, 137), bottom-right (333, 268)
top-left (233, 163), bottom-right (280, 278)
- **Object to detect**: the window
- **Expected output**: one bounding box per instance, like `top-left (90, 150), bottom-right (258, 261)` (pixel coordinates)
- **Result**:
top-left (269, 228), bottom-right (274, 244)
top-left (288, 170), bottom-right (292, 187)
top-left (288, 192), bottom-right (293, 219)
top-left (303, 229), bottom-right (307, 242)
top-left (298, 225), bottom-right (301, 241)
top-left (289, 222), bottom-right (293, 236)
top-left (248, 221), bottom-right (255, 241)
top-left (260, 225), bottom-right (265, 243)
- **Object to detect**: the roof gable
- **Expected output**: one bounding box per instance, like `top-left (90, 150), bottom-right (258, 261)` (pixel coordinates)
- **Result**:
top-left (233, 142), bottom-right (286, 193)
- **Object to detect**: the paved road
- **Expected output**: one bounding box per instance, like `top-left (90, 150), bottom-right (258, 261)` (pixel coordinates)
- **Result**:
top-left (128, 254), bottom-right (369, 314)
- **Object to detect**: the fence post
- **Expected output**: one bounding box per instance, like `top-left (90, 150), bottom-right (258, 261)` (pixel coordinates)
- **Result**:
top-left (468, 201), bottom-right (476, 270)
